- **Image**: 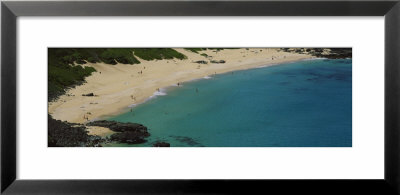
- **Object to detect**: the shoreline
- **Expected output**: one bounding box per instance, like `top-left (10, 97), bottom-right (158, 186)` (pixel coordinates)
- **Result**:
top-left (125, 57), bottom-right (323, 108)
top-left (48, 48), bottom-right (314, 125)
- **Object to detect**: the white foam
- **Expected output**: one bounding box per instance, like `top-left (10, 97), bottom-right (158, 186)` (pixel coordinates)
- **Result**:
top-left (203, 76), bottom-right (212, 79)
top-left (256, 64), bottom-right (275, 69)
top-left (302, 57), bottom-right (326, 61)
top-left (256, 58), bottom-right (324, 69)
top-left (153, 91), bottom-right (167, 96)
top-left (128, 104), bottom-right (137, 108)
top-left (148, 89), bottom-right (168, 100)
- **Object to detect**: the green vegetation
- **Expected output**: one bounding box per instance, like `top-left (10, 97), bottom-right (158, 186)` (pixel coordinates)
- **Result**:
top-left (132, 48), bottom-right (186, 60)
top-left (48, 48), bottom-right (186, 101)
top-left (99, 49), bottom-right (141, 65)
top-left (185, 48), bottom-right (239, 54)
top-left (200, 53), bottom-right (208, 57)
top-left (48, 49), bottom-right (98, 101)
top-left (184, 48), bottom-right (207, 53)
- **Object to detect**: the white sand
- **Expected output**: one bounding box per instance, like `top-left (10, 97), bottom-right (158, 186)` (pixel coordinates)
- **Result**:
top-left (86, 126), bottom-right (115, 137)
top-left (48, 48), bottom-right (313, 127)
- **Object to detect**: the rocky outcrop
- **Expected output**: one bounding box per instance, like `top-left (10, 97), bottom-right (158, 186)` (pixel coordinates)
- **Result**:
top-left (87, 120), bottom-right (150, 144)
top-left (194, 60), bottom-right (208, 64)
top-left (82, 93), bottom-right (95, 96)
top-left (48, 116), bottom-right (151, 147)
top-left (86, 120), bottom-right (148, 133)
top-left (170, 135), bottom-right (203, 146)
top-left (153, 142), bottom-right (170, 147)
top-left (48, 115), bottom-right (104, 147)
top-left (281, 48), bottom-right (352, 59)
top-left (109, 131), bottom-right (148, 144)
top-left (210, 60), bottom-right (226, 64)
top-left (86, 135), bottom-right (104, 147)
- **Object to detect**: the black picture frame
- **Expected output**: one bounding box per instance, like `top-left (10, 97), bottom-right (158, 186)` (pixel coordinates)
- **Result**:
top-left (2, 0), bottom-right (399, 194)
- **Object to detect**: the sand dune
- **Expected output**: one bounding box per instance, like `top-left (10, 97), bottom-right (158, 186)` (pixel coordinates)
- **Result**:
top-left (48, 48), bottom-right (313, 124)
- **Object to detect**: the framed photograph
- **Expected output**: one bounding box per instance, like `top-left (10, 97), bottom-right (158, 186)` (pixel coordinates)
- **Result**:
top-left (2, 0), bottom-right (400, 194)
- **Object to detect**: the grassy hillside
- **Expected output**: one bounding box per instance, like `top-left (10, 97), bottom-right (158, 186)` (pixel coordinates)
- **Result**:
top-left (133, 48), bottom-right (186, 60)
top-left (48, 49), bottom-right (98, 101)
top-left (48, 48), bottom-right (186, 101)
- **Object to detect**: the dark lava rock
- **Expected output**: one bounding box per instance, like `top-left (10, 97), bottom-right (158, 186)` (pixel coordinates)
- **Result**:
top-left (170, 135), bottom-right (203, 146)
top-left (194, 60), bottom-right (208, 64)
top-left (86, 120), bottom-right (148, 134)
top-left (86, 135), bottom-right (104, 147)
top-left (87, 120), bottom-right (150, 144)
top-left (110, 131), bottom-right (147, 144)
top-left (48, 115), bottom-right (105, 147)
top-left (281, 48), bottom-right (352, 59)
top-left (211, 60), bottom-right (226, 64)
top-left (320, 48), bottom-right (352, 59)
top-left (153, 142), bottom-right (170, 147)
top-left (82, 93), bottom-right (94, 96)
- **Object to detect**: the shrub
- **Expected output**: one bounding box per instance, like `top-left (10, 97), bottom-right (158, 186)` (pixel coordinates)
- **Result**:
top-left (132, 48), bottom-right (186, 60)
top-left (48, 48), bottom-right (186, 101)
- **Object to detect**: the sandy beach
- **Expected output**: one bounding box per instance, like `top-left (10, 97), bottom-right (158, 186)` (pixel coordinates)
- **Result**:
top-left (48, 48), bottom-right (313, 126)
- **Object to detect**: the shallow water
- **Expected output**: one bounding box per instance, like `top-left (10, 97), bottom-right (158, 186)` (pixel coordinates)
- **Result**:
top-left (108, 59), bottom-right (352, 147)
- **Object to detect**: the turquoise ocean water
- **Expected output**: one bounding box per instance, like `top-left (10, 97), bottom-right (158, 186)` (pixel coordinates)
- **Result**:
top-left (108, 59), bottom-right (352, 147)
